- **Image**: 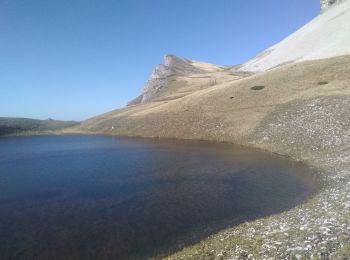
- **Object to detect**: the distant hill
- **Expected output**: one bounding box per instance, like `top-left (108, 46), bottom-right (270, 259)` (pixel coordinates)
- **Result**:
top-left (0, 117), bottom-right (79, 136)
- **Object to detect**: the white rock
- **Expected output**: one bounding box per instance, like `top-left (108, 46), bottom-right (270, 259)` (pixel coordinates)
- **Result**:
top-left (239, 0), bottom-right (350, 71)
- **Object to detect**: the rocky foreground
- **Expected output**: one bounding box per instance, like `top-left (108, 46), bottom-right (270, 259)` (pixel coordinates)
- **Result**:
top-left (167, 97), bottom-right (350, 259)
top-left (71, 55), bottom-right (350, 259)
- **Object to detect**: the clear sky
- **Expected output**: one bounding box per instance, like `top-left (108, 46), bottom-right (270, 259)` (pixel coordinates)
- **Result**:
top-left (0, 0), bottom-right (320, 121)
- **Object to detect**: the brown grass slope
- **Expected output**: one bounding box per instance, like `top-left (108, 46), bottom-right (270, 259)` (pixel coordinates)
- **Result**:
top-left (78, 55), bottom-right (350, 144)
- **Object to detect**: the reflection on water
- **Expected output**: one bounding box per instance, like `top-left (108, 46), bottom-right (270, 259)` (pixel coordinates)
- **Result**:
top-left (0, 135), bottom-right (318, 259)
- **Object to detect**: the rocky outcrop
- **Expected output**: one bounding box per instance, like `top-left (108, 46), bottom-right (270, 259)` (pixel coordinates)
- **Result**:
top-left (321, 0), bottom-right (347, 12)
top-left (162, 54), bottom-right (208, 75)
top-left (128, 55), bottom-right (224, 106)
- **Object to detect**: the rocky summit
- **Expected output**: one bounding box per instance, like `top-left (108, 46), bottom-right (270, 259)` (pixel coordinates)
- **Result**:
top-left (127, 55), bottom-right (233, 105)
top-left (321, 0), bottom-right (346, 12)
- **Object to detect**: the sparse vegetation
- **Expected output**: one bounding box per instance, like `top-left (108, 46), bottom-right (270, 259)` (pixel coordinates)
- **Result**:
top-left (318, 81), bottom-right (329, 85)
top-left (251, 85), bottom-right (265, 90)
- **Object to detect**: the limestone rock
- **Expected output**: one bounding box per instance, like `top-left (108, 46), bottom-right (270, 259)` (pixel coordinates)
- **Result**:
top-left (128, 54), bottom-right (225, 105)
top-left (320, 0), bottom-right (346, 12)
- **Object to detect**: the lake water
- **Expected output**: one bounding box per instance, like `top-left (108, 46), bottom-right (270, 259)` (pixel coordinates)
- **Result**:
top-left (0, 135), bottom-right (318, 259)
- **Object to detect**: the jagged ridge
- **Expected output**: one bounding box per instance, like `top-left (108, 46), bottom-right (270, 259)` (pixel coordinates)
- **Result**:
top-left (128, 55), bottom-right (229, 105)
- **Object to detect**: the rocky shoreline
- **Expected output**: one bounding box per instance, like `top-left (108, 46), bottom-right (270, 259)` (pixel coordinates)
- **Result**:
top-left (165, 96), bottom-right (350, 259)
top-left (75, 96), bottom-right (350, 259)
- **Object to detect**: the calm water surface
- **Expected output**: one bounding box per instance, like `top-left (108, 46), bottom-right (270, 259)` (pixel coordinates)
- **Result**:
top-left (0, 135), bottom-right (318, 259)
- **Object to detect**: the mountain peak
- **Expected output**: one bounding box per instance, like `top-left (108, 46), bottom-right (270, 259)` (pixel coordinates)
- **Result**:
top-left (127, 55), bottom-right (226, 106)
top-left (164, 54), bottom-right (185, 66)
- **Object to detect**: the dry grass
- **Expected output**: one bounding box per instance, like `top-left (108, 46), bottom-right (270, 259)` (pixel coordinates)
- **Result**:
top-left (76, 55), bottom-right (350, 145)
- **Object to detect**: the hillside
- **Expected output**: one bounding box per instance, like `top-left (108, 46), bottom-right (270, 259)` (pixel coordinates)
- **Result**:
top-left (0, 117), bottom-right (79, 136)
top-left (78, 55), bottom-right (350, 142)
top-left (71, 1), bottom-right (350, 258)
top-left (76, 54), bottom-right (350, 259)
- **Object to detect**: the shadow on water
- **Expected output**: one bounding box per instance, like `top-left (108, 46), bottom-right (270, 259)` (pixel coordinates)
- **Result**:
top-left (0, 135), bottom-right (319, 259)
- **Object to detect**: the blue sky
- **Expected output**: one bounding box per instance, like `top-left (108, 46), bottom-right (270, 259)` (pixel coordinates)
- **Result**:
top-left (0, 0), bottom-right (320, 121)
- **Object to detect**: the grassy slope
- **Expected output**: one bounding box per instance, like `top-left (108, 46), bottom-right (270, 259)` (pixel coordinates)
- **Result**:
top-left (0, 117), bottom-right (79, 136)
top-left (78, 55), bottom-right (350, 143)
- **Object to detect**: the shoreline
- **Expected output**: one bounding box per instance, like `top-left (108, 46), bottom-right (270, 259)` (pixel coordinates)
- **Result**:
top-left (3, 121), bottom-right (349, 259)
top-left (165, 97), bottom-right (350, 259)
top-left (58, 130), bottom-right (348, 259)
top-left (2, 131), bottom-right (328, 259)
top-left (4, 56), bottom-right (350, 258)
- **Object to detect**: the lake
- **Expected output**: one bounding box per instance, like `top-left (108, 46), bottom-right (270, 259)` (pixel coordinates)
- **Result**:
top-left (0, 135), bottom-right (318, 259)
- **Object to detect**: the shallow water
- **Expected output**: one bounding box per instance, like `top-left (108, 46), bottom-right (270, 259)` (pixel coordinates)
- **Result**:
top-left (0, 135), bottom-right (318, 259)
